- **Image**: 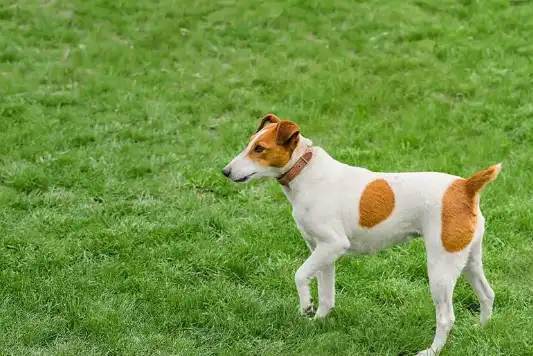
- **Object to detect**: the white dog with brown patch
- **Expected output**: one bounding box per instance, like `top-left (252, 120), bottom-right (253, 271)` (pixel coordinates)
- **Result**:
top-left (222, 114), bottom-right (501, 355)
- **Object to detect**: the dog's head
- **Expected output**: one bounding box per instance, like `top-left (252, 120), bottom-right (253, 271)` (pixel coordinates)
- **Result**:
top-left (222, 114), bottom-right (307, 183)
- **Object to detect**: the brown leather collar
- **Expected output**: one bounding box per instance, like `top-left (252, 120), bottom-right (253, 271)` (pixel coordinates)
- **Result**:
top-left (277, 148), bottom-right (313, 186)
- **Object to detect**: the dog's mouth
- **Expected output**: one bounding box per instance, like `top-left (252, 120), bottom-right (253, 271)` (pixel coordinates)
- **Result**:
top-left (233, 173), bottom-right (255, 183)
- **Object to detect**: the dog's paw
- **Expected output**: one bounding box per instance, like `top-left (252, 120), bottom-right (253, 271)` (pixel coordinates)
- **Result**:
top-left (415, 348), bottom-right (437, 356)
top-left (300, 298), bottom-right (315, 317)
top-left (314, 305), bottom-right (333, 319)
top-left (480, 311), bottom-right (492, 326)
top-left (301, 304), bottom-right (315, 317)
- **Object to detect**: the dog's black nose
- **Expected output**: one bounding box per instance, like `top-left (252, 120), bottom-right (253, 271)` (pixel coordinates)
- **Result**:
top-left (222, 168), bottom-right (231, 177)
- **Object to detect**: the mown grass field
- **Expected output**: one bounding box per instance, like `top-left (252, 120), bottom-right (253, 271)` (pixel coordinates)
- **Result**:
top-left (1, 0), bottom-right (533, 355)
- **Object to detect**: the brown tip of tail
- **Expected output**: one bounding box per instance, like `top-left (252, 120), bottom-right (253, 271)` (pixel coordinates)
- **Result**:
top-left (465, 163), bottom-right (502, 195)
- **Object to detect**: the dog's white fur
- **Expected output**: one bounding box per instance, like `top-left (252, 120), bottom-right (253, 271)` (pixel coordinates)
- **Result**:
top-left (224, 124), bottom-right (499, 355)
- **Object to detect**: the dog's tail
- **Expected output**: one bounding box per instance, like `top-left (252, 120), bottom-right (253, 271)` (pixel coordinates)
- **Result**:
top-left (465, 163), bottom-right (502, 196)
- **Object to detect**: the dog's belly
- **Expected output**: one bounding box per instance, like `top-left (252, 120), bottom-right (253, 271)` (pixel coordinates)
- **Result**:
top-left (345, 203), bottom-right (424, 254)
top-left (346, 228), bottom-right (421, 255)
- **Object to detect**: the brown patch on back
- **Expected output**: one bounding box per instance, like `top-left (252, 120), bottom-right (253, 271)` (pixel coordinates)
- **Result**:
top-left (247, 119), bottom-right (300, 168)
top-left (441, 179), bottom-right (477, 252)
top-left (359, 179), bottom-right (395, 228)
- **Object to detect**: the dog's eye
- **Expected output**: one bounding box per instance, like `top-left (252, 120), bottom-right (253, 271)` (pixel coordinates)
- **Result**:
top-left (254, 145), bottom-right (265, 153)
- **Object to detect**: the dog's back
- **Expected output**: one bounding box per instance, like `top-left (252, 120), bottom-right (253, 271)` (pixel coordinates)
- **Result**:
top-left (335, 164), bottom-right (501, 255)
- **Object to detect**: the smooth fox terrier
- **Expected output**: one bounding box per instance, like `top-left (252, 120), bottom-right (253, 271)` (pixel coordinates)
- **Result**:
top-left (222, 114), bottom-right (501, 355)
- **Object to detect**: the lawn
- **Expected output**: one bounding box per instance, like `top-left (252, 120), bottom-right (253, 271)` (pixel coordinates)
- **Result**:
top-left (1, 0), bottom-right (533, 355)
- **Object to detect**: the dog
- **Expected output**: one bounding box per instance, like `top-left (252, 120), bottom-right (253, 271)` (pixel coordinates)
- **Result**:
top-left (222, 113), bottom-right (501, 355)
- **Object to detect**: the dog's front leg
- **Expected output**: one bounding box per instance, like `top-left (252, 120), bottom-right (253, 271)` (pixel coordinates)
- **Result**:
top-left (295, 240), bottom-right (348, 317)
top-left (316, 264), bottom-right (335, 318)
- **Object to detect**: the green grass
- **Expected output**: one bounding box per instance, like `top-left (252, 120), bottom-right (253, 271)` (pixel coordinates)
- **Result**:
top-left (1, 0), bottom-right (533, 355)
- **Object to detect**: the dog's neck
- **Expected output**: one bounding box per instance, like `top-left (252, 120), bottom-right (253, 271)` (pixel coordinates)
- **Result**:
top-left (277, 147), bottom-right (313, 186)
top-left (279, 138), bottom-right (335, 195)
top-left (278, 136), bottom-right (313, 179)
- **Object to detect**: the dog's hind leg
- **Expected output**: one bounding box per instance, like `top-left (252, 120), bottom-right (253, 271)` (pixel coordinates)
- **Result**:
top-left (462, 214), bottom-right (494, 325)
top-left (417, 231), bottom-right (471, 356)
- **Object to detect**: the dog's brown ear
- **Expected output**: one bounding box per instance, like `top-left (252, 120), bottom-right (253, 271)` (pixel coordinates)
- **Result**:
top-left (256, 113), bottom-right (280, 132)
top-left (276, 120), bottom-right (300, 147)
